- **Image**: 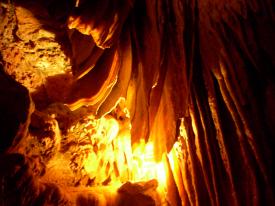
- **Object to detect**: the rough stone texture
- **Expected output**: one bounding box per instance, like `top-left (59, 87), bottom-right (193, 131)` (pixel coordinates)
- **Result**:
top-left (24, 110), bottom-right (61, 163)
top-left (0, 153), bottom-right (69, 206)
top-left (117, 180), bottom-right (159, 206)
top-left (0, 0), bottom-right (274, 205)
top-left (0, 1), bottom-right (73, 109)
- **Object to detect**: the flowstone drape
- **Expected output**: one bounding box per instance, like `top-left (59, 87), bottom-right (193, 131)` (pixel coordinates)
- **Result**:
top-left (0, 0), bottom-right (274, 205)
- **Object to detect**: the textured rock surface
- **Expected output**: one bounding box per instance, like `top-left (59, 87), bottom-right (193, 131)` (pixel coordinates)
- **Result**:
top-left (67, 4), bottom-right (275, 201)
top-left (0, 0), bottom-right (274, 205)
top-left (0, 1), bottom-right (73, 109)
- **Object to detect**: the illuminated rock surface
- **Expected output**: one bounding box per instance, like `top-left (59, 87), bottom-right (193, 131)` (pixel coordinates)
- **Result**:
top-left (0, 0), bottom-right (274, 205)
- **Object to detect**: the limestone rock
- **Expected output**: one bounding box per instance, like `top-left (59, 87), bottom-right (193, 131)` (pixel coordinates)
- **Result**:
top-left (0, 2), bottom-right (73, 109)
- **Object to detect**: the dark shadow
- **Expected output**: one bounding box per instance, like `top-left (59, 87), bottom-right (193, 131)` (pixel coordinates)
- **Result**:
top-left (0, 63), bottom-right (30, 152)
top-left (31, 73), bottom-right (73, 110)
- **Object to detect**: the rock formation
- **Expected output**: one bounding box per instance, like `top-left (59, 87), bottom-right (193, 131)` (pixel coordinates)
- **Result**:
top-left (0, 0), bottom-right (274, 205)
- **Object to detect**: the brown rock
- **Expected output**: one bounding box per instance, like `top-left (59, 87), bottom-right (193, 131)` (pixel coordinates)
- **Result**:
top-left (0, 65), bottom-right (33, 152)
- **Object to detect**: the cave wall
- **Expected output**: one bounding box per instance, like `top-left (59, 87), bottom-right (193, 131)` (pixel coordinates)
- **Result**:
top-left (0, 0), bottom-right (274, 205)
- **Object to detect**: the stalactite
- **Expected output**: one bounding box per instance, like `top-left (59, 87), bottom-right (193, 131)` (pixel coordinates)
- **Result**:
top-left (0, 0), bottom-right (274, 205)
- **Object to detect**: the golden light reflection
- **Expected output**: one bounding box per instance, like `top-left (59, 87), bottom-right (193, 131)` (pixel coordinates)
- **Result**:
top-left (81, 114), bottom-right (169, 189)
top-left (131, 140), bottom-right (167, 187)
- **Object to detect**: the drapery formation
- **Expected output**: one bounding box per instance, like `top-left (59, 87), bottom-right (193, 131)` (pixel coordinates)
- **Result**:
top-left (66, 0), bottom-right (189, 160)
top-left (0, 0), bottom-right (274, 205)
top-left (65, 0), bottom-right (274, 205)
